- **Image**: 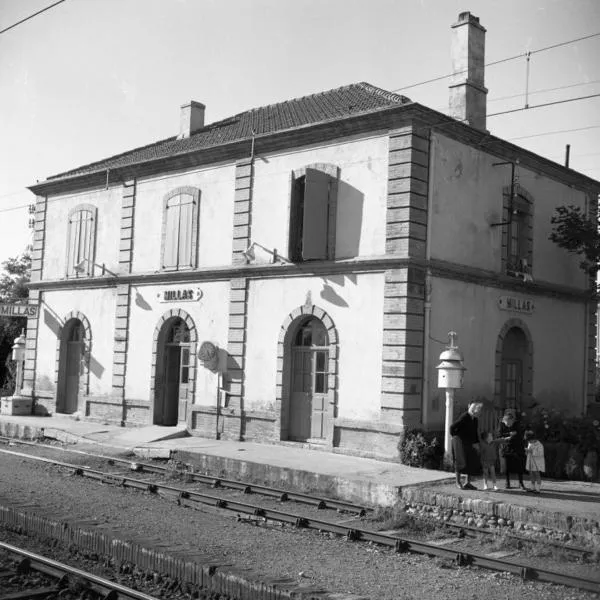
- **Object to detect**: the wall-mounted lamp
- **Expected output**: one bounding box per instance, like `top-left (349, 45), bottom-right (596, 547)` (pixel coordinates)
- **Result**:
top-left (74, 258), bottom-right (117, 277)
top-left (242, 241), bottom-right (290, 265)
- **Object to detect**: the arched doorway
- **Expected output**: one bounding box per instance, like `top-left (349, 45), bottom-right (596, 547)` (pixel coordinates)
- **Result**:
top-left (288, 317), bottom-right (330, 441)
top-left (499, 326), bottom-right (531, 412)
top-left (57, 319), bottom-right (85, 414)
top-left (154, 317), bottom-right (192, 426)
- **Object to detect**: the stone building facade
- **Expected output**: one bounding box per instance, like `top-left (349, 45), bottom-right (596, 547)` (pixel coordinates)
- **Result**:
top-left (22, 13), bottom-right (599, 458)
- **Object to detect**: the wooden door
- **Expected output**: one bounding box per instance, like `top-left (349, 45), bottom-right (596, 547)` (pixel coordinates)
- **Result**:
top-left (310, 349), bottom-right (329, 439)
top-left (163, 345), bottom-right (181, 426)
top-left (178, 345), bottom-right (191, 424)
top-left (501, 359), bottom-right (522, 411)
top-left (65, 340), bottom-right (82, 413)
top-left (289, 349), bottom-right (312, 440)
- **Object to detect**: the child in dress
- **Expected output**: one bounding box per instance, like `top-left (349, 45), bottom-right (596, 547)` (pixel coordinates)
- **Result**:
top-left (479, 431), bottom-right (499, 491)
top-left (524, 430), bottom-right (545, 494)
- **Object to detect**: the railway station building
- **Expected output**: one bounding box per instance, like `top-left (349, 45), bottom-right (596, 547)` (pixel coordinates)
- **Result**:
top-left (22, 13), bottom-right (600, 458)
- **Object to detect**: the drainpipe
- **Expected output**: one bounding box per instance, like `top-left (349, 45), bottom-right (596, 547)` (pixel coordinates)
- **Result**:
top-left (421, 132), bottom-right (435, 428)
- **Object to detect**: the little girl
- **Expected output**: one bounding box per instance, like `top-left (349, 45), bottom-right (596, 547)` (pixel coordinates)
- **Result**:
top-left (524, 430), bottom-right (545, 494)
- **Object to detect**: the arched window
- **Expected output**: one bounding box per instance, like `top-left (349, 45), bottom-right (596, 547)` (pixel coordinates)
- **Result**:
top-left (66, 205), bottom-right (97, 277)
top-left (161, 187), bottom-right (200, 270)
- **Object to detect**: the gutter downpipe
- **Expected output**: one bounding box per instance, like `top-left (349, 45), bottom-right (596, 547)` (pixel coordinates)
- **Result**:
top-left (421, 131), bottom-right (435, 429)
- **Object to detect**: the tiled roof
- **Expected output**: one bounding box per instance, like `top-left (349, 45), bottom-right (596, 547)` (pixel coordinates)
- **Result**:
top-left (48, 82), bottom-right (411, 180)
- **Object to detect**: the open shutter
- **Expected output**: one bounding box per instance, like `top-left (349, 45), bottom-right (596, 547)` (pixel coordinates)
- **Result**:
top-left (302, 168), bottom-right (330, 260)
top-left (163, 198), bottom-right (179, 268)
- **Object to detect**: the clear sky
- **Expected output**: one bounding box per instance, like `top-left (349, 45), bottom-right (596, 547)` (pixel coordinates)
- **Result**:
top-left (0, 0), bottom-right (599, 266)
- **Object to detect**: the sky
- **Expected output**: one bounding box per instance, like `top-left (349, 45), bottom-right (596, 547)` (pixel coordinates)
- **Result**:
top-left (0, 0), bottom-right (599, 266)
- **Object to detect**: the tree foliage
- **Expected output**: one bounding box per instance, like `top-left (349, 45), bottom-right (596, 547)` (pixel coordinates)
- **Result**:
top-left (0, 252), bottom-right (31, 394)
top-left (549, 205), bottom-right (599, 277)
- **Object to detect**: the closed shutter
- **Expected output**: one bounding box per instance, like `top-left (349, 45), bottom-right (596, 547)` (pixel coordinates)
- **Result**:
top-left (302, 168), bottom-right (330, 260)
top-left (67, 209), bottom-right (94, 275)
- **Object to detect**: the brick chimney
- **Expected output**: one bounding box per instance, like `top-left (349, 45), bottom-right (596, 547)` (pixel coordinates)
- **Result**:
top-left (179, 101), bottom-right (205, 139)
top-left (449, 12), bottom-right (488, 131)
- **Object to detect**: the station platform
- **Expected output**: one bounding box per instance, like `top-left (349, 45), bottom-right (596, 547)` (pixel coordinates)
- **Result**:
top-left (1, 414), bottom-right (599, 545)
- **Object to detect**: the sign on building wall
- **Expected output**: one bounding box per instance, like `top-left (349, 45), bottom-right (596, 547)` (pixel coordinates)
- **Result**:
top-left (0, 304), bottom-right (38, 318)
top-left (157, 287), bottom-right (203, 303)
top-left (497, 296), bottom-right (534, 314)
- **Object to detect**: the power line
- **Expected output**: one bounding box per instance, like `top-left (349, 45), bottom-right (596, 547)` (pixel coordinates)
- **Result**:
top-left (489, 79), bottom-right (600, 103)
top-left (488, 93), bottom-right (600, 118)
top-left (507, 125), bottom-right (600, 141)
top-left (0, 0), bottom-right (66, 35)
top-left (392, 31), bottom-right (600, 93)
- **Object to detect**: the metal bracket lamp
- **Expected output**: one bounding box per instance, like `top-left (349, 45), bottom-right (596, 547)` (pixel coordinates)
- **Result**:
top-left (242, 241), bottom-right (290, 265)
top-left (73, 258), bottom-right (117, 277)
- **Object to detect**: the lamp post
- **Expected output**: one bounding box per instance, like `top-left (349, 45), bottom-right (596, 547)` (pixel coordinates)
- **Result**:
top-left (11, 330), bottom-right (26, 397)
top-left (436, 332), bottom-right (466, 459)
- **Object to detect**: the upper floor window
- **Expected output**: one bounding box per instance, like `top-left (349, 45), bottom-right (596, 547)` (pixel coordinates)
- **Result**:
top-left (502, 189), bottom-right (533, 280)
top-left (161, 187), bottom-right (200, 270)
top-left (66, 205), bottom-right (97, 277)
top-left (289, 165), bottom-right (339, 262)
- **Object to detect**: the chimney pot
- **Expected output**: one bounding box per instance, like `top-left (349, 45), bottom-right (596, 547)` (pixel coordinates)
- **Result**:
top-left (449, 12), bottom-right (488, 131)
top-left (179, 101), bottom-right (205, 139)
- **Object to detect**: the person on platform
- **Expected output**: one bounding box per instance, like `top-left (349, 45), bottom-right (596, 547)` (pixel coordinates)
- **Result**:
top-left (524, 430), bottom-right (545, 494)
top-left (450, 401), bottom-right (483, 490)
top-left (479, 431), bottom-right (501, 491)
top-left (498, 409), bottom-right (526, 490)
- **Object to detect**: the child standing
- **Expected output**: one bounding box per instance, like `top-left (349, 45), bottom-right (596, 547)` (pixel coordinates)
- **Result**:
top-left (524, 430), bottom-right (545, 494)
top-left (479, 431), bottom-right (499, 491)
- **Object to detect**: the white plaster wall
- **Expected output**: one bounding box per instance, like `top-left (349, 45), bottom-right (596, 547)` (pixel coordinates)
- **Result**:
top-left (35, 288), bottom-right (117, 397)
top-left (43, 186), bottom-right (122, 280)
top-left (425, 277), bottom-right (586, 427)
top-left (245, 273), bottom-right (385, 421)
top-left (125, 281), bottom-right (230, 405)
top-left (132, 163), bottom-right (236, 272)
top-left (430, 133), bottom-right (588, 289)
top-left (252, 134), bottom-right (389, 260)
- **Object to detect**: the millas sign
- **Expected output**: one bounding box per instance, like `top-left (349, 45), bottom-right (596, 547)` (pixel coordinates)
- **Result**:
top-left (497, 295), bottom-right (534, 314)
top-left (157, 287), bottom-right (203, 303)
top-left (0, 304), bottom-right (38, 318)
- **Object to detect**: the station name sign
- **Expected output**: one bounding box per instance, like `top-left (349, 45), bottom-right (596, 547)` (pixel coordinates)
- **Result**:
top-left (497, 295), bottom-right (534, 314)
top-left (157, 287), bottom-right (203, 303)
top-left (0, 304), bottom-right (38, 318)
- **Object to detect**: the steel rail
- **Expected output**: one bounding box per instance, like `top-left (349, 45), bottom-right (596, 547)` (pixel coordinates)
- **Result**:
top-left (0, 437), bottom-right (366, 515)
top-left (0, 541), bottom-right (160, 600)
top-left (1, 438), bottom-right (595, 559)
top-left (1, 447), bottom-right (599, 593)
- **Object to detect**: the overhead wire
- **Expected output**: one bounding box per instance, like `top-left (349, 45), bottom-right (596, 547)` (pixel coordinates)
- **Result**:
top-left (0, 0), bottom-right (67, 35)
top-left (392, 31), bottom-right (600, 93)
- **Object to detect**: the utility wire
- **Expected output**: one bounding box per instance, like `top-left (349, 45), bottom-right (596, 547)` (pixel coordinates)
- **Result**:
top-left (507, 125), bottom-right (600, 141)
top-left (392, 31), bottom-right (600, 92)
top-left (488, 93), bottom-right (600, 118)
top-left (0, 0), bottom-right (66, 35)
top-left (489, 79), bottom-right (600, 103)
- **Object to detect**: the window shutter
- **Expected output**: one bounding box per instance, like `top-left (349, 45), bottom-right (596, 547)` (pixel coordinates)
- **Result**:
top-left (302, 168), bottom-right (330, 260)
top-left (163, 199), bottom-right (179, 268)
top-left (178, 196), bottom-right (194, 267)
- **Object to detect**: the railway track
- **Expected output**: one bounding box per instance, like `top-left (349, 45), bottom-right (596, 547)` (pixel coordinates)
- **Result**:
top-left (0, 439), bottom-right (598, 594)
top-left (0, 540), bottom-right (160, 600)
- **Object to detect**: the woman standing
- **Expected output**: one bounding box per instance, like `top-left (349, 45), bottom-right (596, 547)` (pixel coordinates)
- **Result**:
top-left (498, 409), bottom-right (526, 490)
top-left (450, 401), bottom-right (483, 490)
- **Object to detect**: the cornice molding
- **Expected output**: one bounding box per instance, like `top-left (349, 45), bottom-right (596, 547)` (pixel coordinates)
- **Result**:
top-left (27, 256), bottom-right (591, 302)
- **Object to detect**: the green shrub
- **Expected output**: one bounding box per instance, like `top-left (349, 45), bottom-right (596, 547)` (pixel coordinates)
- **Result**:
top-left (398, 429), bottom-right (444, 470)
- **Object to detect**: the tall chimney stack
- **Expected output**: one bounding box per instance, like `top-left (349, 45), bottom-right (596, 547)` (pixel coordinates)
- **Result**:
top-left (179, 101), bottom-right (205, 139)
top-left (449, 12), bottom-right (487, 131)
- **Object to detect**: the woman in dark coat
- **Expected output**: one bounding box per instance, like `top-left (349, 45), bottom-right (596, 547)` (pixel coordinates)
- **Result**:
top-left (450, 401), bottom-right (483, 490)
top-left (498, 409), bottom-right (526, 490)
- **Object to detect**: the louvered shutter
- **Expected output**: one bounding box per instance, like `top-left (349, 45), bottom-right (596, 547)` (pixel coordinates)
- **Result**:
top-left (163, 197), bottom-right (179, 268)
top-left (302, 168), bottom-right (329, 260)
top-left (178, 195), bottom-right (194, 267)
